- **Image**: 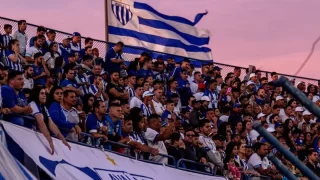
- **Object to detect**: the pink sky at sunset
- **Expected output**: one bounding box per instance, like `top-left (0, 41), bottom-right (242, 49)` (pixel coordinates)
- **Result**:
top-left (1, 0), bottom-right (320, 79)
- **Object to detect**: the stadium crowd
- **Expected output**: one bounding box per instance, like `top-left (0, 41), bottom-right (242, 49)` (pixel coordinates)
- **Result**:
top-left (1, 20), bottom-right (320, 180)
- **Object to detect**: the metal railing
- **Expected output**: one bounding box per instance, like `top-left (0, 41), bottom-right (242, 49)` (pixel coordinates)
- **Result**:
top-left (0, 16), bottom-right (319, 85)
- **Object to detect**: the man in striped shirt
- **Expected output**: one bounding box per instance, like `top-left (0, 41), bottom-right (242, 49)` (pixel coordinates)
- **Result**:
top-left (88, 75), bottom-right (108, 103)
top-left (70, 32), bottom-right (81, 54)
top-left (0, 24), bottom-right (12, 63)
top-left (125, 73), bottom-right (136, 100)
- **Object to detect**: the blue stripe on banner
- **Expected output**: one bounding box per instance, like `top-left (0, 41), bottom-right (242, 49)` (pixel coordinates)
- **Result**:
top-left (134, 2), bottom-right (207, 26)
top-left (120, 6), bottom-right (125, 26)
top-left (108, 43), bottom-right (212, 68)
top-left (138, 17), bottom-right (209, 46)
top-left (108, 26), bottom-right (211, 53)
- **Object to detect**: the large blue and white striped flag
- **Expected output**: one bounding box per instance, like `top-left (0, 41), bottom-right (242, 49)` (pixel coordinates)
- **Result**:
top-left (107, 0), bottom-right (212, 61)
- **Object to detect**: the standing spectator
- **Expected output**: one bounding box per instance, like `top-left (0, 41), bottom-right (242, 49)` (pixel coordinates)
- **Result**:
top-left (141, 91), bottom-right (155, 117)
top-left (152, 88), bottom-right (165, 115)
top-left (189, 100), bottom-right (205, 128)
top-left (204, 79), bottom-right (218, 108)
top-left (25, 36), bottom-right (43, 63)
top-left (70, 32), bottom-right (81, 53)
top-left (22, 65), bottom-right (34, 90)
top-left (145, 114), bottom-right (175, 165)
top-left (12, 20), bottom-right (28, 56)
top-left (5, 39), bottom-right (26, 72)
top-left (43, 30), bottom-right (57, 53)
top-left (138, 58), bottom-right (153, 77)
top-left (29, 26), bottom-right (46, 47)
top-left (190, 71), bottom-right (201, 94)
top-left (1, 24), bottom-right (12, 63)
top-left (32, 52), bottom-right (50, 88)
top-left (170, 58), bottom-right (190, 80)
top-left (104, 42), bottom-right (124, 73)
top-left (305, 149), bottom-right (320, 177)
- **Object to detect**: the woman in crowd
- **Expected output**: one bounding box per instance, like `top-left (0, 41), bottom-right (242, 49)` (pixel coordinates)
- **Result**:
top-left (82, 94), bottom-right (95, 114)
top-left (29, 86), bottom-right (71, 154)
top-left (5, 39), bottom-right (26, 72)
top-left (44, 42), bottom-right (61, 69)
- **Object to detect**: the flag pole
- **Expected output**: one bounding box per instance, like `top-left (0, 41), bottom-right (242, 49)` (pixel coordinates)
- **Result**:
top-left (104, 0), bottom-right (109, 50)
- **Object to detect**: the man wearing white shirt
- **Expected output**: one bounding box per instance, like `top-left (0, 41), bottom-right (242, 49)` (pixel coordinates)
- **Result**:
top-left (145, 114), bottom-right (174, 165)
top-left (190, 71), bottom-right (202, 94)
top-left (12, 20), bottom-right (28, 56)
top-left (129, 85), bottom-right (144, 109)
top-left (25, 36), bottom-right (43, 64)
top-left (152, 88), bottom-right (165, 115)
top-left (22, 65), bottom-right (34, 90)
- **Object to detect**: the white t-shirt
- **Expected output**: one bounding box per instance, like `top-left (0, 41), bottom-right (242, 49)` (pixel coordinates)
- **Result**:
top-left (129, 96), bottom-right (143, 109)
top-left (23, 74), bottom-right (34, 90)
top-left (190, 82), bottom-right (198, 94)
top-left (144, 128), bottom-right (168, 164)
top-left (247, 153), bottom-right (262, 172)
top-left (44, 52), bottom-right (60, 69)
top-left (152, 99), bottom-right (165, 115)
top-left (25, 46), bottom-right (42, 60)
top-left (220, 115), bottom-right (229, 122)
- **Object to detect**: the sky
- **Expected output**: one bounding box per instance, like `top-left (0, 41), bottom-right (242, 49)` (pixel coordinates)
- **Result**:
top-left (1, 0), bottom-right (320, 79)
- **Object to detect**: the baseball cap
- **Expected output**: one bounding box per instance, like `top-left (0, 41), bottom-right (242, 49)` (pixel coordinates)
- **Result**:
top-left (302, 110), bottom-right (312, 116)
top-left (275, 96), bottom-right (284, 101)
top-left (142, 91), bottom-right (154, 98)
top-left (257, 113), bottom-right (266, 119)
top-left (247, 81), bottom-right (255, 86)
top-left (249, 73), bottom-right (256, 79)
top-left (296, 81), bottom-right (305, 87)
top-left (72, 32), bottom-right (81, 36)
top-left (295, 107), bottom-right (304, 112)
top-left (201, 96), bottom-right (210, 102)
top-left (63, 35), bottom-right (71, 40)
top-left (213, 66), bottom-right (222, 71)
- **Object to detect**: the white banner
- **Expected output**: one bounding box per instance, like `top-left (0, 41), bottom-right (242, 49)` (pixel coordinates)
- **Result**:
top-left (1, 121), bottom-right (225, 180)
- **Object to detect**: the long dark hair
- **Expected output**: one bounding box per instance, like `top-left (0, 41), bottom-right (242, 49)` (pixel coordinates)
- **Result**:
top-left (46, 86), bottom-right (63, 107)
top-left (8, 39), bottom-right (19, 51)
top-left (49, 42), bottom-right (60, 58)
top-left (29, 86), bottom-right (50, 127)
top-left (82, 94), bottom-right (95, 114)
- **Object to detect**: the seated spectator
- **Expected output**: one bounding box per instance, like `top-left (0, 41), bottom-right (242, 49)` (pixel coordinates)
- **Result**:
top-left (125, 73), bottom-right (136, 99)
top-left (28, 86), bottom-right (71, 154)
top-left (152, 88), bottom-right (165, 116)
top-left (82, 94), bottom-right (95, 114)
top-left (29, 26), bottom-right (46, 47)
top-left (43, 42), bottom-right (60, 69)
top-left (141, 91), bottom-right (155, 117)
top-left (129, 84), bottom-right (144, 109)
top-left (25, 36), bottom-right (43, 64)
top-left (161, 100), bottom-right (176, 122)
top-left (145, 114), bottom-right (175, 165)
top-left (60, 67), bottom-right (82, 96)
top-left (48, 88), bottom-right (82, 141)
top-left (105, 103), bottom-right (123, 142)
top-left (32, 52), bottom-right (50, 88)
top-left (5, 39), bottom-right (26, 72)
top-left (167, 133), bottom-right (186, 165)
top-left (198, 120), bottom-right (224, 169)
top-left (22, 65), bottom-right (34, 90)
top-left (2, 71), bottom-right (32, 126)
top-left (88, 75), bottom-right (108, 103)
top-left (86, 100), bottom-right (109, 143)
top-left (306, 149), bottom-right (320, 177)
top-left (189, 100), bottom-right (204, 128)
top-left (79, 37), bottom-right (93, 59)
top-left (120, 117), bottom-right (159, 155)
top-left (106, 71), bottom-right (129, 103)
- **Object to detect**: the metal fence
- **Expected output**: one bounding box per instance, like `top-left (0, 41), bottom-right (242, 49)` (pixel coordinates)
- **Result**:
top-left (0, 16), bottom-right (318, 85)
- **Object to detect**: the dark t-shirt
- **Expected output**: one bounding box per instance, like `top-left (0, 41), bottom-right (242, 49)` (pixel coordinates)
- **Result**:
top-left (106, 82), bottom-right (127, 103)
